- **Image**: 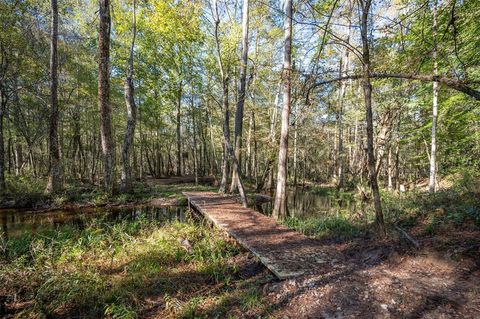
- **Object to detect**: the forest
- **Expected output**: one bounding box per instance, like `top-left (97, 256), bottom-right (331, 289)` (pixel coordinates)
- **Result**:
top-left (0, 0), bottom-right (479, 318)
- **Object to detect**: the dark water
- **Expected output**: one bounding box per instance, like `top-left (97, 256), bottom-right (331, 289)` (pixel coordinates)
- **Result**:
top-left (1, 188), bottom-right (353, 239)
top-left (256, 188), bottom-right (355, 218)
top-left (0, 205), bottom-right (186, 238)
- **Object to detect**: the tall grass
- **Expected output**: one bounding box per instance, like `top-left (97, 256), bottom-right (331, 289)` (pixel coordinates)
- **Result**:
top-left (0, 216), bottom-right (240, 318)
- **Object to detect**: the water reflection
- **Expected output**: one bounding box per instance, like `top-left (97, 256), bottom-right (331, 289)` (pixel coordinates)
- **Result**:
top-left (257, 188), bottom-right (355, 218)
top-left (0, 205), bottom-right (186, 238)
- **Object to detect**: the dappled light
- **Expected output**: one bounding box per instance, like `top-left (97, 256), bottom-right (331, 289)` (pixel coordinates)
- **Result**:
top-left (0, 0), bottom-right (479, 317)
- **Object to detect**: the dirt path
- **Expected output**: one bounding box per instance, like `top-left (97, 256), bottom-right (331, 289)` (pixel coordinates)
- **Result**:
top-left (259, 238), bottom-right (480, 318)
top-left (184, 191), bottom-right (480, 318)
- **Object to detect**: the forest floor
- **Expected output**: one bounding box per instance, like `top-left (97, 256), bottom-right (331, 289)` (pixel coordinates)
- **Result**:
top-left (0, 177), bottom-right (218, 211)
top-left (1, 179), bottom-right (479, 318)
top-left (258, 229), bottom-right (480, 318)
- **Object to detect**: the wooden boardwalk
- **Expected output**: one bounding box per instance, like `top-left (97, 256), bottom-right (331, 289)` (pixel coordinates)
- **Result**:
top-left (184, 192), bottom-right (329, 279)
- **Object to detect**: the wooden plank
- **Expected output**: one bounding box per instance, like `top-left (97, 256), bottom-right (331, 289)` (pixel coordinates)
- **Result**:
top-left (183, 192), bottom-right (329, 279)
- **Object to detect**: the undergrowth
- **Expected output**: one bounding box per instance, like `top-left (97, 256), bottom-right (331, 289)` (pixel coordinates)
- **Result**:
top-left (0, 217), bottom-right (246, 318)
top-left (283, 170), bottom-right (479, 239)
top-left (0, 178), bottom-right (216, 209)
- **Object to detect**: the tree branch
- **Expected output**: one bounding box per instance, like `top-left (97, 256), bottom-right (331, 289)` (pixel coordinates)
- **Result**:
top-left (309, 73), bottom-right (480, 101)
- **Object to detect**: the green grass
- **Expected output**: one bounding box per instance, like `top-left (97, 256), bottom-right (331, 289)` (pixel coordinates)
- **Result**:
top-left (383, 188), bottom-right (480, 233)
top-left (283, 175), bottom-right (479, 239)
top-left (0, 178), bottom-right (217, 209)
top-left (283, 213), bottom-right (368, 240)
top-left (0, 216), bottom-right (243, 318)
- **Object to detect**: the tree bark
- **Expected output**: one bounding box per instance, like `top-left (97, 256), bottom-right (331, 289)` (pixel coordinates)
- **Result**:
top-left (120, 0), bottom-right (137, 193)
top-left (360, 0), bottom-right (386, 236)
top-left (191, 98), bottom-right (198, 185)
top-left (176, 81), bottom-right (182, 176)
top-left (293, 104), bottom-right (298, 186)
top-left (273, 0), bottom-right (293, 219)
top-left (230, 0), bottom-right (249, 192)
top-left (212, 0), bottom-right (247, 207)
top-left (98, 0), bottom-right (115, 193)
top-left (429, 0), bottom-right (438, 193)
top-left (0, 92), bottom-right (5, 193)
top-left (45, 0), bottom-right (61, 194)
top-left (335, 11), bottom-right (351, 190)
top-left (387, 145), bottom-right (393, 190)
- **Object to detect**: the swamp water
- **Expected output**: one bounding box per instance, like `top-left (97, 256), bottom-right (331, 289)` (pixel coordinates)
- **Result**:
top-left (257, 188), bottom-right (356, 218)
top-left (1, 188), bottom-right (355, 239)
top-left (0, 205), bottom-right (186, 239)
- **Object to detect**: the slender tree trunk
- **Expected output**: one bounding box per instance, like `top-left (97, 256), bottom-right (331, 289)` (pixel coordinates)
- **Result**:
top-left (120, 0), bottom-right (137, 193)
top-left (212, 0), bottom-right (247, 207)
top-left (45, 0), bottom-right (61, 193)
top-left (0, 93), bottom-right (5, 193)
top-left (176, 82), bottom-right (182, 176)
top-left (263, 85), bottom-right (280, 191)
top-left (273, 0), bottom-right (292, 218)
top-left (246, 110), bottom-right (253, 178)
top-left (360, 0), bottom-right (386, 236)
top-left (293, 104), bottom-right (298, 186)
top-left (230, 0), bottom-right (249, 192)
top-left (191, 98), bottom-right (198, 185)
top-left (394, 139), bottom-right (400, 191)
top-left (72, 69), bottom-right (84, 179)
top-left (139, 106), bottom-right (144, 179)
top-left (388, 145), bottom-right (393, 190)
top-left (429, 0), bottom-right (438, 193)
top-left (98, 0), bottom-right (115, 193)
top-left (336, 36), bottom-right (350, 189)
top-left (207, 104), bottom-right (218, 174)
top-left (12, 77), bottom-right (22, 177)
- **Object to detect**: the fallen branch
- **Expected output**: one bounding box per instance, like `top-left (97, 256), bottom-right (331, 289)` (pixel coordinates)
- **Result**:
top-left (395, 225), bottom-right (420, 249)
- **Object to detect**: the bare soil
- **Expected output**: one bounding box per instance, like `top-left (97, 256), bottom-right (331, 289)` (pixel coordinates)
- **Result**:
top-left (180, 191), bottom-right (480, 318)
top-left (261, 233), bottom-right (479, 319)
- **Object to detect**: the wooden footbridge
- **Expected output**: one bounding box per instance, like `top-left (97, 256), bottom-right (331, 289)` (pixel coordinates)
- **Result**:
top-left (184, 192), bottom-right (329, 279)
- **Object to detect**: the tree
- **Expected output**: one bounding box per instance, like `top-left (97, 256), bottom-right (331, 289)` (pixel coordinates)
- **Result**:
top-left (429, 0), bottom-right (438, 193)
top-left (230, 0), bottom-right (249, 192)
top-left (45, 0), bottom-right (61, 194)
top-left (176, 81), bottom-right (182, 176)
top-left (212, 0), bottom-right (247, 207)
top-left (98, 0), bottom-right (115, 193)
top-left (272, 0), bottom-right (293, 218)
top-left (359, 0), bottom-right (385, 236)
top-left (120, 0), bottom-right (137, 193)
top-left (0, 86), bottom-right (5, 193)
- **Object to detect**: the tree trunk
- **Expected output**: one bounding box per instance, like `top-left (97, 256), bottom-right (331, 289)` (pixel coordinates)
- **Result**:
top-left (360, 0), bottom-right (386, 236)
top-left (139, 106), bottom-right (144, 179)
top-left (0, 93), bottom-right (5, 193)
top-left (246, 110), bottom-right (253, 178)
top-left (336, 35), bottom-right (350, 189)
top-left (45, 0), bottom-right (61, 194)
top-left (176, 82), bottom-right (182, 176)
top-left (429, 0), bottom-right (438, 193)
top-left (98, 0), bottom-right (115, 193)
top-left (120, 0), bottom-right (137, 193)
top-left (387, 145), bottom-right (393, 190)
top-left (230, 0), bottom-right (249, 192)
top-left (273, 0), bottom-right (292, 219)
top-left (212, 0), bottom-right (247, 207)
top-left (191, 98), bottom-right (198, 185)
top-left (293, 104), bottom-right (298, 186)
